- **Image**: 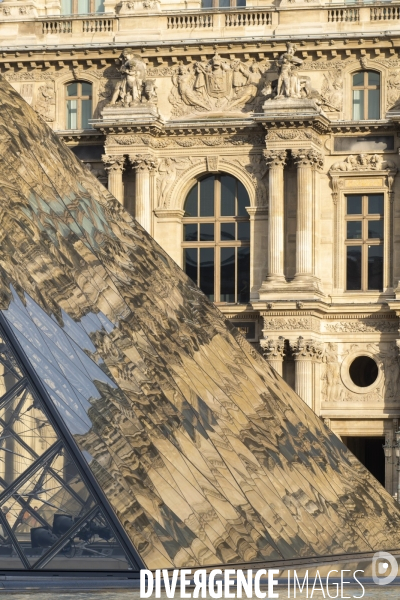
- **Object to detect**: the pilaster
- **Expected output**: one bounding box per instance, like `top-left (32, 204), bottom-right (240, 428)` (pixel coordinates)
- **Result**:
top-left (129, 154), bottom-right (157, 233)
top-left (102, 155), bottom-right (125, 205)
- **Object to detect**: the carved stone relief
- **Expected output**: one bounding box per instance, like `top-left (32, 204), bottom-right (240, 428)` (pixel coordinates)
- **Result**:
top-left (263, 317), bottom-right (312, 330)
top-left (169, 53), bottom-right (266, 116)
top-left (291, 336), bottom-right (323, 361)
top-left (324, 320), bottom-right (398, 333)
top-left (265, 129), bottom-right (322, 146)
top-left (34, 81), bottom-right (56, 122)
top-left (232, 155), bottom-right (268, 207)
top-left (260, 336), bottom-right (286, 361)
top-left (156, 157), bottom-right (193, 208)
top-left (108, 133), bottom-right (265, 148)
top-left (330, 153), bottom-right (396, 172)
top-left (108, 48), bottom-right (157, 108)
top-left (321, 343), bottom-right (341, 403)
top-left (320, 72), bottom-right (343, 112)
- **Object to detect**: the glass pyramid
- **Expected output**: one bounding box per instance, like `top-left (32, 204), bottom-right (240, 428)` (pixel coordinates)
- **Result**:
top-left (0, 75), bottom-right (400, 573)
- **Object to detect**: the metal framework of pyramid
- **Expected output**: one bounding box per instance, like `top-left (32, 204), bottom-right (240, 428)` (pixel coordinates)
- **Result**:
top-left (0, 75), bottom-right (400, 573)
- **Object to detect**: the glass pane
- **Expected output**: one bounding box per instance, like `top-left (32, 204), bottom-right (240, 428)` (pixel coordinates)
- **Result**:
top-left (353, 72), bottom-right (364, 86)
top-left (368, 220), bottom-right (383, 239)
top-left (81, 99), bottom-right (92, 129)
top-left (220, 175), bottom-right (236, 216)
top-left (201, 0), bottom-right (212, 5)
top-left (184, 224), bottom-right (198, 242)
top-left (238, 221), bottom-right (250, 241)
top-left (199, 248), bottom-right (214, 300)
top-left (184, 184), bottom-right (198, 217)
top-left (346, 246), bottom-right (362, 290)
top-left (220, 222), bottom-right (235, 241)
top-left (220, 247), bottom-right (235, 303)
top-left (0, 338), bottom-right (22, 398)
top-left (0, 448), bottom-right (94, 566)
top-left (368, 71), bottom-right (380, 86)
top-left (368, 194), bottom-right (384, 215)
top-left (237, 247), bottom-right (250, 304)
top-left (94, 0), bottom-right (105, 11)
top-left (352, 90), bottom-right (364, 120)
top-left (0, 390), bottom-right (58, 487)
top-left (0, 521), bottom-right (25, 569)
top-left (219, 0), bottom-right (230, 6)
top-left (199, 223), bottom-right (214, 242)
top-left (61, 0), bottom-right (73, 14)
top-left (81, 82), bottom-right (92, 97)
top-left (347, 195), bottom-right (362, 215)
top-left (183, 248), bottom-right (198, 285)
top-left (66, 100), bottom-right (77, 130)
top-left (66, 83), bottom-right (78, 97)
top-left (42, 510), bottom-right (131, 571)
top-left (237, 181), bottom-right (249, 217)
top-left (368, 89), bottom-right (380, 120)
top-left (199, 177), bottom-right (214, 217)
top-left (77, 0), bottom-right (90, 13)
top-left (236, 0), bottom-right (246, 5)
top-left (368, 245), bottom-right (383, 290)
top-left (346, 221), bottom-right (362, 240)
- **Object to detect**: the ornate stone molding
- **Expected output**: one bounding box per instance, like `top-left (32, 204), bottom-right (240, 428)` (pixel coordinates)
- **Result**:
top-left (260, 336), bottom-right (286, 360)
top-left (291, 336), bottom-right (323, 361)
top-left (263, 149), bottom-right (287, 169)
top-left (265, 129), bottom-right (322, 146)
top-left (325, 320), bottom-right (398, 333)
top-left (292, 148), bottom-right (324, 170)
top-left (109, 133), bottom-right (265, 149)
top-left (102, 155), bottom-right (125, 173)
top-left (262, 317), bottom-right (312, 330)
top-left (330, 153), bottom-right (396, 172)
top-left (129, 154), bottom-right (157, 171)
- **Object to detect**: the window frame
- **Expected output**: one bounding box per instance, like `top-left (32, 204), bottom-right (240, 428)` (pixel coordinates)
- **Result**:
top-left (61, 0), bottom-right (105, 15)
top-left (65, 81), bottom-right (93, 130)
top-left (182, 174), bottom-right (250, 304)
top-left (201, 0), bottom-right (246, 8)
top-left (344, 193), bottom-right (384, 292)
top-left (351, 70), bottom-right (381, 121)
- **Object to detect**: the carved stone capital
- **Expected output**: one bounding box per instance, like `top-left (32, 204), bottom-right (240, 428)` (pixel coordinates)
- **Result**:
top-left (260, 336), bottom-right (286, 361)
top-left (263, 149), bottom-right (287, 169)
top-left (292, 148), bottom-right (324, 170)
top-left (129, 154), bottom-right (157, 172)
top-left (102, 155), bottom-right (125, 173)
top-left (291, 336), bottom-right (323, 361)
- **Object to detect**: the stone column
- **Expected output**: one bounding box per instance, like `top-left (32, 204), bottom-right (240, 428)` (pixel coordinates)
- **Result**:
top-left (260, 335), bottom-right (286, 376)
top-left (263, 150), bottom-right (287, 284)
top-left (102, 155), bottom-right (125, 205)
top-left (129, 154), bottom-right (157, 233)
top-left (291, 336), bottom-right (323, 408)
top-left (292, 149), bottom-right (324, 284)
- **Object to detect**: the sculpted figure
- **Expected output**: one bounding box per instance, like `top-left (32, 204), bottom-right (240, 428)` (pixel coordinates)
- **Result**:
top-left (109, 48), bottom-right (149, 106)
top-left (172, 64), bottom-right (210, 111)
top-left (322, 343), bottom-right (341, 403)
top-left (275, 43), bottom-right (303, 99)
top-left (34, 81), bottom-right (55, 122)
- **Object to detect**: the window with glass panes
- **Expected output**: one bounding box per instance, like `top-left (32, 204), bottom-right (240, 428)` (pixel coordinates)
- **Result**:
top-left (345, 194), bottom-right (384, 291)
top-left (66, 82), bottom-right (92, 130)
top-left (61, 0), bottom-right (104, 14)
top-left (183, 175), bottom-right (250, 303)
top-left (201, 0), bottom-right (245, 6)
top-left (352, 71), bottom-right (380, 120)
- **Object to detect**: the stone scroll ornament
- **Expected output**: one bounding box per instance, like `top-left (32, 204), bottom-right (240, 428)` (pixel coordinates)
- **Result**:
top-left (168, 52), bottom-right (265, 116)
top-left (109, 47), bottom-right (157, 108)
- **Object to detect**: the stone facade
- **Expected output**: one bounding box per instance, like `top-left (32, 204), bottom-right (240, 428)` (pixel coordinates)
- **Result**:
top-left (3, 0), bottom-right (400, 492)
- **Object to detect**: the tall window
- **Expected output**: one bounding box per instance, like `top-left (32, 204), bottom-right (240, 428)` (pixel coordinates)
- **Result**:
top-left (183, 174), bottom-right (250, 303)
top-left (346, 193), bottom-right (384, 291)
top-left (201, 0), bottom-right (245, 7)
top-left (352, 71), bottom-right (380, 120)
top-left (66, 82), bottom-right (92, 130)
top-left (61, 0), bottom-right (105, 14)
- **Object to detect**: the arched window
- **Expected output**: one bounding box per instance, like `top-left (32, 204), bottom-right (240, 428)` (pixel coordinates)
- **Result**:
top-left (66, 82), bottom-right (92, 130)
top-left (182, 174), bottom-right (250, 303)
top-left (352, 71), bottom-right (380, 120)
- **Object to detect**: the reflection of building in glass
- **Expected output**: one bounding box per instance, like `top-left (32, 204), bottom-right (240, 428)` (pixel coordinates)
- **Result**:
top-left (1, 74), bottom-right (400, 573)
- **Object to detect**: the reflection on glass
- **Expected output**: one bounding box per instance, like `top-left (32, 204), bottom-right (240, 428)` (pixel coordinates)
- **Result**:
top-left (368, 220), bottom-right (383, 239)
top-left (221, 176), bottom-right (236, 216)
top-left (220, 247), bottom-right (235, 302)
top-left (199, 248), bottom-right (214, 300)
top-left (353, 72), bottom-right (364, 86)
top-left (352, 90), bottom-right (364, 120)
top-left (238, 221), bottom-right (250, 241)
top-left (199, 223), bottom-right (214, 242)
top-left (0, 521), bottom-right (24, 569)
top-left (368, 89), bottom-right (380, 120)
top-left (220, 222), bottom-right (235, 241)
top-left (347, 246), bottom-right (362, 290)
top-left (199, 177), bottom-right (214, 217)
top-left (184, 224), bottom-right (198, 242)
top-left (347, 195), bottom-right (362, 214)
top-left (184, 185), bottom-right (198, 217)
top-left (237, 181), bottom-right (249, 216)
top-left (184, 248), bottom-right (197, 286)
top-left (347, 221), bottom-right (362, 239)
top-left (368, 194), bottom-right (384, 215)
top-left (237, 247), bottom-right (250, 303)
top-left (67, 100), bottom-right (77, 130)
top-left (368, 71), bottom-right (380, 86)
top-left (368, 245), bottom-right (383, 290)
